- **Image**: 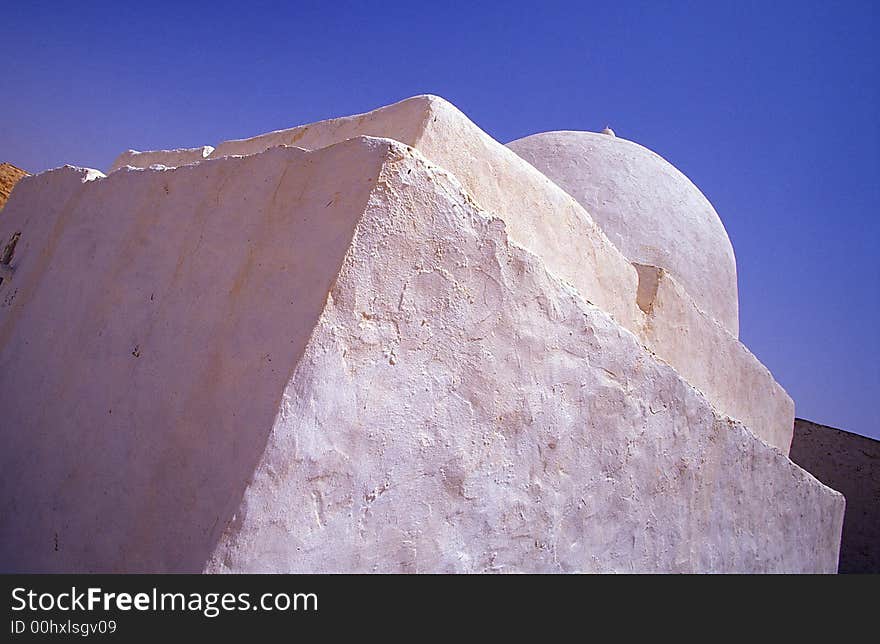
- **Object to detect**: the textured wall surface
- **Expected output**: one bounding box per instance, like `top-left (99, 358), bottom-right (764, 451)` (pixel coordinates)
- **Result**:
top-left (208, 142), bottom-right (842, 573)
top-left (790, 419), bottom-right (879, 573)
top-left (0, 132), bottom-right (843, 572)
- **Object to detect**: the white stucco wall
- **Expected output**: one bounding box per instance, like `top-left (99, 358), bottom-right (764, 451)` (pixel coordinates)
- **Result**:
top-left (0, 138), bottom-right (841, 572)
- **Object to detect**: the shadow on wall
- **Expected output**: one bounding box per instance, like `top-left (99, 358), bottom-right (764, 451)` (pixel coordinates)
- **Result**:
top-left (0, 143), bottom-right (380, 571)
top-left (789, 419), bottom-right (880, 574)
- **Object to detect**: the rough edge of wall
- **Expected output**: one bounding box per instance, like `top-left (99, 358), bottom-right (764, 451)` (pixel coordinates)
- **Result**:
top-left (109, 145), bottom-right (215, 173)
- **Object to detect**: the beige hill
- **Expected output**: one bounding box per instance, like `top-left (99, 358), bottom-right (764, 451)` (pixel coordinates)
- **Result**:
top-left (0, 163), bottom-right (28, 211)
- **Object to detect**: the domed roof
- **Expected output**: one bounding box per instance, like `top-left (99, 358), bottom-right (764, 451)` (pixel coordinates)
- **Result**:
top-left (507, 131), bottom-right (739, 336)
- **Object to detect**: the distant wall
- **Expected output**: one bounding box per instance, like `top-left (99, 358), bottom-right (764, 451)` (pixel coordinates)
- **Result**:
top-left (789, 419), bottom-right (879, 573)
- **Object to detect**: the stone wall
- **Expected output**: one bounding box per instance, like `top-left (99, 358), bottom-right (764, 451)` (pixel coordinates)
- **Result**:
top-left (789, 419), bottom-right (879, 573)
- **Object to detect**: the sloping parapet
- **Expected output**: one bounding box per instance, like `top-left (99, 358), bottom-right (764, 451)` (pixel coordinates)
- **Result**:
top-left (634, 264), bottom-right (794, 453)
top-left (790, 419), bottom-right (879, 573)
top-left (0, 136), bottom-right (843, 572)
top-left (106, 96), bottom-right (645, 338)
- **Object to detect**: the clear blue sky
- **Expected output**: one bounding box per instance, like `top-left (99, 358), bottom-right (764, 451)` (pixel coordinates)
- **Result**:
top-left (2, 1), bottom-right (877, 439)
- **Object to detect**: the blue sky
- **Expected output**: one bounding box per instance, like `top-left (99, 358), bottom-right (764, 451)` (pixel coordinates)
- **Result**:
top-left (2, 1), bottom-right (878, 439)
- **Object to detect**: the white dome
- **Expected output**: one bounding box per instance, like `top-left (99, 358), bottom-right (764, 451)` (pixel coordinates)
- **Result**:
top-left (507, 131), bottom-right (739, 336)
